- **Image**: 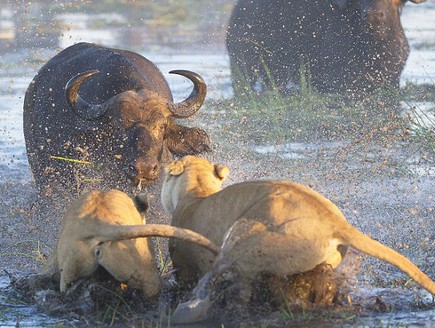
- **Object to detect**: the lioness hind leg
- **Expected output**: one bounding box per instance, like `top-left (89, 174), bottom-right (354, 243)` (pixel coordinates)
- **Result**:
top-left (220, 218), bottom-right (330, 279)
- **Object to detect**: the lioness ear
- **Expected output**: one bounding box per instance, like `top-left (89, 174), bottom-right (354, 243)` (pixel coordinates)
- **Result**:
top-left (214, 164), bottom-right (229, 181)
top-left (134, 192), bottom-right (149, 214)
top-left (166, 160), bottom-right (184, 176)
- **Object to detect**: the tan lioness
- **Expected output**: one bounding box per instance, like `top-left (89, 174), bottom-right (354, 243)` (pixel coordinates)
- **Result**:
top-left (44, 189), bottom-right (219, 298)
top-left (161, 155), bottom-right (435, 294)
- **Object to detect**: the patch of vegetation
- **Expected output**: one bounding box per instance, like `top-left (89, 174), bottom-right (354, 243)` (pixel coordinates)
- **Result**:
top-left (154, 238), bottom-right (173, 276)
top-left (279, 302), bottom-right (357, 325)
top-left (208, 72), bottom-right (435, 153)
top-left (202, 76), bottom-right (434, 182)
top-left (0, 240), bottom-right (50, 266)
top-left (207, 89), bottom-right (406, 145)
top-left (401, 97), bottom-right (435, 154)
top-left (401, 83), bottom-right (435, 102)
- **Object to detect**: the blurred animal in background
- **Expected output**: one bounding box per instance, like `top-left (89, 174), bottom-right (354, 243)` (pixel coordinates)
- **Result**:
top-left (23, 42), bottom-right (210, 206)
top-left (226, 0), bottom-right (426, 96)
top-left (161, 156), bottom-right (435, 323)
top-left (43, 189), bottom-right (219, 297)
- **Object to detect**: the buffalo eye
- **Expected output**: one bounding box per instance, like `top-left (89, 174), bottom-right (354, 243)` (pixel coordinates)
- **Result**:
top-left (160, 121), bottom-right (168, 132)
top-left (95, 244), bottom-right (103, 257)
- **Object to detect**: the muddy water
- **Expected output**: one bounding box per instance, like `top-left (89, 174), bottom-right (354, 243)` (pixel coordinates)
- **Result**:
top-left (0, 277), bottom-right (68, 328)
top-left (0, 3), bottom-right (434, 327)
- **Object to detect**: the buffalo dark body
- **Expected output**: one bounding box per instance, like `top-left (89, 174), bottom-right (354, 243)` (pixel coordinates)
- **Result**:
top-left (226, 0), bottom-right (426, 95)
top-left (23, 42), bottom-right (210, 199)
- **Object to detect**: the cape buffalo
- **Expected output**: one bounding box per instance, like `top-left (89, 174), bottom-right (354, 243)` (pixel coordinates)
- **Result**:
top-left (23, 42), bottom-right (210, 201)
top-left (226, 0), bottom-right (426, 96)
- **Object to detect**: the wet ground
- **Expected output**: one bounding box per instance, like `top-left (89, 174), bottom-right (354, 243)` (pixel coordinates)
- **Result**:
top-left (1, 3), bottom-right (435, 327)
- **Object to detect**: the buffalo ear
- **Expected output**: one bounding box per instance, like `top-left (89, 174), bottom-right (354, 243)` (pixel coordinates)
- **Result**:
top-left (165, 160), bottom-right (185, 176)
top-left (167, 125), bottom-right (210, 156)
top-left (214, 164), bottom-right (229, 181)
top-left (134, 192), bottom-right (149, 216)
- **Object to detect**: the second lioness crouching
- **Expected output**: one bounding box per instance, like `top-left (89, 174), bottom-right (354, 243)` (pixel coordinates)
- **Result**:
top-left (161, 156), bottom-right (435, 323)
top-left (44, 189), bottom-right (219, 298)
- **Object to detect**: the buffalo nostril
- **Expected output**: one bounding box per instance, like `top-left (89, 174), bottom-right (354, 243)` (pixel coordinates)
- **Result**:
top-left (128, 161), bottom-right (160, 180)
top-left (144, 163), bottom-right (159, 179)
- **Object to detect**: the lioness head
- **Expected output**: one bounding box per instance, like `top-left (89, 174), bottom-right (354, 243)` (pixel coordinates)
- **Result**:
top-left (51, 188), bottom-right (219, 297)
top-left (161, 155), bottom-right (229, 213)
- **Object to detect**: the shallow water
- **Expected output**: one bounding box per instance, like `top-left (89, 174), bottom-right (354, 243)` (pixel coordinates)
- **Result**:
top-left (0, 276), bottom-right (69, 327)
top-left (0, 2), bottom-right (434, 327)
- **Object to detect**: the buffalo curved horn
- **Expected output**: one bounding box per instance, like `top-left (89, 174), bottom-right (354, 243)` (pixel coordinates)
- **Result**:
top-left (65, 70), bottom-right (111, 120)
top-left (409, 0), bottom-right (426, 4)
top-left (169, 70), bottom-right (207, 119)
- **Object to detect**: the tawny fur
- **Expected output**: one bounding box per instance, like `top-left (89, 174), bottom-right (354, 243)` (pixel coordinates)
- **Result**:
top-left (44, 189), bottom-right (218, 297)
top-left (161, 156), bottom-right (435, 294)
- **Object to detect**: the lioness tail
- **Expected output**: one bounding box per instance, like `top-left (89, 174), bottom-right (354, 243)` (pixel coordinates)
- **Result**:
top-left (95, 224), bottom-right (220, 255)
top-left (339, 226), bottom-right (435, 295)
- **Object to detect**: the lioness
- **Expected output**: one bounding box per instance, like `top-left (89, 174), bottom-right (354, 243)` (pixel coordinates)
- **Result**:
top-left (44, 189), bottom-right (219, 297)
top-left (161, 156), bottom-right (435, 322)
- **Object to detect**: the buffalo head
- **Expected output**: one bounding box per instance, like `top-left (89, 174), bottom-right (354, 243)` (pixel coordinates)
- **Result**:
top-left (351, 0), bottom-right (426, 90)
top-left (65, 69), bottom-right (210, 188)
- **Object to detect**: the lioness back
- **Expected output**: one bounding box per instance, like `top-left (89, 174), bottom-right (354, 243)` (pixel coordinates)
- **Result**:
top-left (169, 180), bottom-right (347, 283)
